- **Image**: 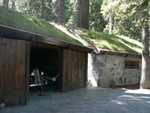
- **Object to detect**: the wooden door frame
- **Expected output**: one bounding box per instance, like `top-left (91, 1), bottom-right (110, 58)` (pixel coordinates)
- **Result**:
top-left (25, 42), bottom-right (64, 102)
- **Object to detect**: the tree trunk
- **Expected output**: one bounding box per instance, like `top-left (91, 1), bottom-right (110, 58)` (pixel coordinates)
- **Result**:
top-left (29, 0), bottom-right (34, 14)
top-left (77, 0), bottom-right (89, 29)
top-left (11, 0), bottom-right (16, 10)
top-left (109, 14), bottom-right (114, 34)
top-left (3, 0), bottom-right (9, 7)
top-left (57, 0), bottom-right (64, 25)
top-left (41, 0), bottom-right (45, 18)
top-left (140, 11), bottom-right (150, 89)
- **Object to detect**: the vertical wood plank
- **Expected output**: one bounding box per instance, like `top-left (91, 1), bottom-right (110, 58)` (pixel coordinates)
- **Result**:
top-left (0, 38), bottom-right (6, 103)
top-left (77, 52), bottom-right (86, 88)
top-left (81, 53), bottom-right (85, 87)
top-left (67, 50), bottom-right (72, 91)
top-left (65, 50), bottom-right (69, 91)
top-left (68, 50), bottom-right (73, 90)
top-left (20, 40), bottom-right (26, 105)
top-left (58, 49), bottom-right (63, 92)
top-left (15, 40), bottom-right (26, 105)
top-left (0, 38), bottom-right (27, 106)
top-left (72, 51), bottom-right (77, 90)
top-left (5, 39), bottom-right (17, 106)
top-left (84, 53), bottom-right (88, 87)
top-left (81, 53), bottom-right (86, 87)
top-left (15, 40), bottom-right (21, 105)
top-left (77, 52), bottom-right (82, 88)
top-left (62, 50), bottom-right (68, 91)
top-left (75, 51), bottom-right (79, 89)
top-left (62, 50), bottom-right (65, 91)
top-left (62, 49), bottom-right (87, 91)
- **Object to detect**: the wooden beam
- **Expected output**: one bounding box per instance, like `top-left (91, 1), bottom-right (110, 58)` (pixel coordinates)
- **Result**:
top-left (67, 44), bottom-right (93, 53)
top-left (0, 24), bottom-right (93, 53)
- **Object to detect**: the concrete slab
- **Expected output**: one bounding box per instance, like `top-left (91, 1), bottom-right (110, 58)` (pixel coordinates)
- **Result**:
top-left (1, 87), bottom-right (150, 113)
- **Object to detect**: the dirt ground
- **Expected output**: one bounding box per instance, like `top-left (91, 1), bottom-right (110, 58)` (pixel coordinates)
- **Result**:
top-left (0, 87), bottom-right (150, 113)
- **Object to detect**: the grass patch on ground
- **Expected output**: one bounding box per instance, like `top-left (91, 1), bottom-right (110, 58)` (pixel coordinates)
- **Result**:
top-left (0, 6), bottom-right (82, 45)
top-left (80, 29), bottom-right (142, 53)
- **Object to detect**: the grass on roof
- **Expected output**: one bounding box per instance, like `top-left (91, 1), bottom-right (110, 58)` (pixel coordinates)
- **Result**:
top-left (80, 29), bottom-right (142, 53)
top-left (0, 6), bottom-right (82, 45)
top-left (0, 6), bottom-right (142, 53)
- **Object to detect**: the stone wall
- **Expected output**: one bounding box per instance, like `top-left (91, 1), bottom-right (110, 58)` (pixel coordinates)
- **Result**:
top-left (88, 53), bottom-right (141, 88)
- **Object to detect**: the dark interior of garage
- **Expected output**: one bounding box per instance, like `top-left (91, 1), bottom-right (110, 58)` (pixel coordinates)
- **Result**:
top-left (29, 45), bottom-right (62, 93)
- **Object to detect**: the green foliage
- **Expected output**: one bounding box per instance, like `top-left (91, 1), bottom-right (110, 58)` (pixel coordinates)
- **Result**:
top-left (0, 6), bottom-right (82, 45)
top-left (80, 28), bottom-right (142, 53)
top-left (90, 0), bottom-right (106, 32)
top-left (64, 0), bottom-right (77, 26)
top-left (101, 0), bottom-right (150, 39)
top-left (1, 0), bottom-right (107, 32)
top-left (19, 0), bottom-right (57, 22)
top-left (11, 0), bottom-right (77, 26)
top-left (113, 15), bottom-right (141, 39)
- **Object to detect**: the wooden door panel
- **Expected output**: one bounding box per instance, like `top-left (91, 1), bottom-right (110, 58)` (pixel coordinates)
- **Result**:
top-left (0, 38), bottom-right (27, 106)
top-left (15, 40), bottom-right (26, 105)
top-left (0, 38), bottom-right (6, 103)
top-left (62, 49), bottom-right (87, 92)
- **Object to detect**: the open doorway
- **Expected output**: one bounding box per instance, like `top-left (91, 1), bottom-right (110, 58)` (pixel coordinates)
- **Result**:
top-left (29, 45), bottom-right (62, 94)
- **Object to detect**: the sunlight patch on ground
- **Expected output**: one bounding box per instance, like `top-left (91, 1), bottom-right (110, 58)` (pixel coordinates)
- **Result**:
top-left (111, 100), bottom-right (127, 105)
top-left (146, 101), bottom-right (150, 104)
top-left (125, 89), bottom-right (150, 95)
top-left (118, 95), bottom-right (142, 101)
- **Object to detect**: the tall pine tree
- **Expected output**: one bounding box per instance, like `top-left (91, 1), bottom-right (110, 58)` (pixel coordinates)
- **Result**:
top-left (58, 0), bottom-right (64, 25)
top-left (77, 0), bottom-right (89, 29)
top-left (3, 0), bottom-right (9, 7)
top-left (140, 0), bottom-right (150, 89)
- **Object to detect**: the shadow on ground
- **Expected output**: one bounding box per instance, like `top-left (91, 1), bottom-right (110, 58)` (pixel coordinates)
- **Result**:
top-left (1, 87), bottom-right (150, 113)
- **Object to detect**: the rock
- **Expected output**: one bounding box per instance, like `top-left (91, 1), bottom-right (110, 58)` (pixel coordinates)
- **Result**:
top-left (0, 103), bottom-right (5, 109)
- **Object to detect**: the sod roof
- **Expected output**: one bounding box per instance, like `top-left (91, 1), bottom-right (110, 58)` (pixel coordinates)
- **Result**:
top-left (0, 6), bottom-right (142, 54)
top-left (0, 6), bottom-right (82, 45)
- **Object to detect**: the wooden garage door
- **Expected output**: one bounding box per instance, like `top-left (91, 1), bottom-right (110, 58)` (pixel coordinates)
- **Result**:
top-left (62, 49), bottom-right (87, 92)
top-left (0, 38), bottom-right (27, 106)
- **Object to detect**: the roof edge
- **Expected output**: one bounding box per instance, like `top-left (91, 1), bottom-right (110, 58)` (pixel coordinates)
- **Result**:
top-left (97, 49), bottom-right (142, 58)
top-left (0, 24), bottom-right (93, 53)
